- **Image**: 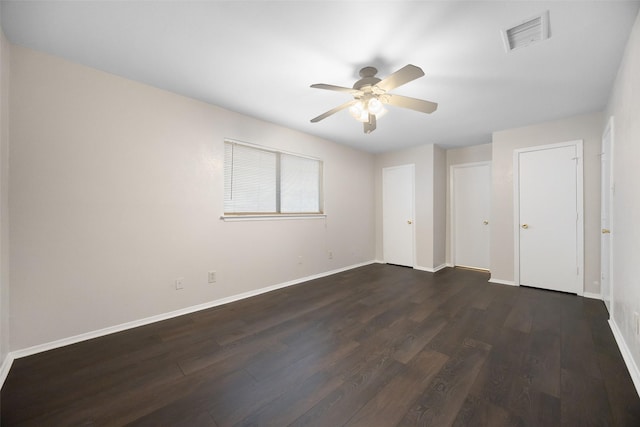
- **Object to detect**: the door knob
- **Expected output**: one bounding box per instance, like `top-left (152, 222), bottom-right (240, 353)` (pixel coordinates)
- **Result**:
top-left (521, 224), bottom-right (529, 229)
top-left (602, 228), bottom-right (611, 234)
top-left (407, 220), bottom-right (413, 225)
top-left (483, 220), bottom-right (489, 225)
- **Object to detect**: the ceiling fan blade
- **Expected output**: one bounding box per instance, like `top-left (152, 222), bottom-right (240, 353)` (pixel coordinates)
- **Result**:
top-left (375, 64), bottom-right (425, 92)
top-left (384, 94), bottom-right (438, 114)
top-left (310, 100), bottom-right (358, 123)
top-left (364, 114), bottom-right (377, 134)
top-left (310, 83), bottom-right (362, 95)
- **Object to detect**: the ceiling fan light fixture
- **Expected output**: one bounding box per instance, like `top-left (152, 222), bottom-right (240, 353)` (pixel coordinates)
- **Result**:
top-left (349, 101), bottom-right (364, 119)
top-left (367, 97), bottom-right (383, 115)
top-left (356, 110), bottom-right (369, 122)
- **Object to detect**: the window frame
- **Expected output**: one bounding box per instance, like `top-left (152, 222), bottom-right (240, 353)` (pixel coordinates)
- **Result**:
top-left (221, 139), bottom-right (325, 221)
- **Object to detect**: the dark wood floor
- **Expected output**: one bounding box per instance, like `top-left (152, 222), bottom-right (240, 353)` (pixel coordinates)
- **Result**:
top-left (2, 264), bottom-right (639, 426)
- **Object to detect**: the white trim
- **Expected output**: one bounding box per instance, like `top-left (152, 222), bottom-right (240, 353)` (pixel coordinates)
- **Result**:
top-left (513, 140), bottom-right (585, 295)
top-left (489, 278), bottom-right (517, 286)
top-left (414, 263), bottom-right (448, 273)
top-left (601, 116), bottom-right (615, 316)
top-left (224, 138), bottom-right (321, 162)
top-left (454, 265), bottom-right (490, 273)
top-left (582, 292), bottom-right (602, 300)
top-left (221, 213), bottom-right (326, 221)
top-left (449, 161), bottom-right (492, 270)
top-left (4, 261), bottom-right (375, 366)
top-left (0, 353), bottom-right (14, 388)
top-left (433, 263), bottom-right (448, 272)
top-left (608, 319), bottom-right (640, 397)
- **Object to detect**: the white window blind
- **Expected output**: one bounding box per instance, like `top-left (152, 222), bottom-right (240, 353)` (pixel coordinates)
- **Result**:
top-left (224, 141), bottom-right (323, 215)
top-left (281, 154), bottom-right (321, 213)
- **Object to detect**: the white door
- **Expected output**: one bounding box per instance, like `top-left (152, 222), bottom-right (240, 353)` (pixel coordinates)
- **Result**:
top-left (451, 162), bottom-right (491, 270)
top-left (383, 164), bottom-right (414, 267)
top-left (515, 142), bottom-right (583, 294)
top-left (601, 118), bottom-right (614, 314)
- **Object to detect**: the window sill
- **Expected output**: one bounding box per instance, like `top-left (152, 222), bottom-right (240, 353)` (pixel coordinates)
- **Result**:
top-left (220, 214), bottom-right (327, 222)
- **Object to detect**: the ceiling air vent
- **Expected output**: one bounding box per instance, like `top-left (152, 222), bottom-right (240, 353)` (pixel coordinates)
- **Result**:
top-left (502, 11), bottom-right (550, 52)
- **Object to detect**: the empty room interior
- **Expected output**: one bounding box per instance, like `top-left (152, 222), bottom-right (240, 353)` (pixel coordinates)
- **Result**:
top-left (1, 1), bottom-right (640, 425)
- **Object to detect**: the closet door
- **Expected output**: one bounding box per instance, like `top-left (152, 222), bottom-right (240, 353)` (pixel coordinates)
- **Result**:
top-left (383, 164), bottom-right (415, 267)
top-left (452, 162), bottom-right (491, 270)
top-left (515, 142), bottom-right (583, 294)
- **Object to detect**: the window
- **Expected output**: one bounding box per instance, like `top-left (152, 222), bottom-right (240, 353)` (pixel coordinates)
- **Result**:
top-left (224, 140), bottom-right (323, 216)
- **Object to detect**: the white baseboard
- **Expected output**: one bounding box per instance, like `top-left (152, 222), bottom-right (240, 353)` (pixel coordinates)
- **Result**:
top-left (582, 292), bottom-right (602, 300)
top-left (376, 262), bottom-right (449, 273)
top-left (608, 318), bottom-right (640, 397)
top-left (414, 265), bottom-right (448, 273)
top-left (4, 260), bottom-right (376, 374)
top-left (433, 263), bottom-right (448, 272)
top-left (0, 352), bottom-right (14, 389)
top-left (488, 278), bottom-right (517, 286)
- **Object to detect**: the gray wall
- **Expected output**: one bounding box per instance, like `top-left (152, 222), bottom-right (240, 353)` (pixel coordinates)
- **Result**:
top-left (0, 17), bottom-right (10, 372)
top-left (490, 112), bottom-right (604, 294)
top-left (375, 144), bottom-right (446, 271)
top-left (8, 46), bottom-right (376, 350)
top-left (605, 9), bottom-right (640, 387)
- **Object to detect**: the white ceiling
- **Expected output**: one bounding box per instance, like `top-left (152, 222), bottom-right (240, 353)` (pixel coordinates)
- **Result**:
top-left (1, 1), bottom-right (638, 153)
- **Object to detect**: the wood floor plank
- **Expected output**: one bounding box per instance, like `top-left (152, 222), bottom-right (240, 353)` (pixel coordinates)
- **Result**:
top-left (288, 343), bottom-right (405, 427)
top-left (208, 338), bottom-right (360, 426)
top-left (425, 307), bottom-right (485, 356)
top-left (392, 311), bottom-right (448, 364)
top-left (453, 393), bottom-right (525, 427)
top-left (232, 369), bottom-right (344, 427)
top-left (560, 368), bottom-right (615, 426)
top-left (398, 338), bottom-right (492, 426)
top-left (503, 295), bottom-right (534, 334)
top-left (469, 328), bottom-right (531, 408)
top-left (507, 375), bottom-right (561, 427)
top-left (2, 265), bottom-right (638, 426)
top-left (345, 349), bottom-right (448, 427)
top-left (596, 350), bottom-right (640, 427)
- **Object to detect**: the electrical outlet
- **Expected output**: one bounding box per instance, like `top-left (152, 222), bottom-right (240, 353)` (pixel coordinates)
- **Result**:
top-left (328, 250), bottom-right (333, 260)
top-left (175, 278), bottom-right (184, 290)
top-left (634, 312), bottom-right (640, 337)
top-left (208, 271), bottom-right (217, 283)
top-left (298, 256), bottom-right (303, 265)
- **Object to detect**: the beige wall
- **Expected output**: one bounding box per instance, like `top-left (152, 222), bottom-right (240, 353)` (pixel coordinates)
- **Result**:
top-left (0, 21), bottom-right (10, 367)
top-left (375, 144), bottom-right (446, 271)
top-left (9, 46), bottom-right (376, 350)
top-left (605, 10), bottom-right (640, 384)
top-left (433, 145), bottom-right (446, 268)
top-left (445, 143), bottom-right (492, 266)
top-left (490, 112), bottom-right (604, 294)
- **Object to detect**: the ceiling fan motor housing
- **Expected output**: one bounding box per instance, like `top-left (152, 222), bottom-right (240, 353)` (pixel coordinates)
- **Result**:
top-left (353, 67), bottom-right (382, 91)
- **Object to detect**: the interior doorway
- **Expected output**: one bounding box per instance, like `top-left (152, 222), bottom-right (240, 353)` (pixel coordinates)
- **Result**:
top-left (514, 141), bottom-right (584, 295)
top-left (382, 164), bottom-right (415, 267)
top-left (450, 162), bottom-right (491, 270)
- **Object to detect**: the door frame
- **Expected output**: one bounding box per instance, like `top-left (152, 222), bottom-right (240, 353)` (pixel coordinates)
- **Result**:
top-left (382, 164), bottom-right (416, 267)
top-left (601, 116), bottom-right (615, 314)
top-left (449, 161), bottom-right (491, 270)
top-left (513, 140), bottom-right (584, 295)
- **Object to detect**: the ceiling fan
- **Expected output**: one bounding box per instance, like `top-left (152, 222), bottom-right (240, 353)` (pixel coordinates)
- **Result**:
top-left (310, 64), bottom-right (438, 134)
